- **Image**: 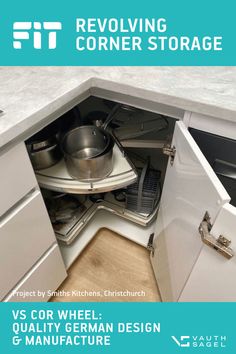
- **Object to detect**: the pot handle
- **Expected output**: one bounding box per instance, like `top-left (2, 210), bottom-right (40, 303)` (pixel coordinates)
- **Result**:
top-left (102, 103), bottom-right (121, 130)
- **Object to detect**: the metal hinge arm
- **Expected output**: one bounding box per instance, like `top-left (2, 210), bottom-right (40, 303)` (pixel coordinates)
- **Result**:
top-left (147, 233), bottom-right (155, 256)
top-left (199, 212), bottom-right (234, 260)
top-left (163, 145), bottom-right (176, 165)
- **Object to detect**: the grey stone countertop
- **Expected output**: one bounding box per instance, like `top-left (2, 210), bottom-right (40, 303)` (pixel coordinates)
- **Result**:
top-left (0, 66), bottom-right (236, 149)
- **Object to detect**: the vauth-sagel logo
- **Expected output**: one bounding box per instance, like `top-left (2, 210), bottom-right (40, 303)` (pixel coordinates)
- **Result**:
top-left (13, 22), bottom-right (62, 49)
top-left (171, 335), bottom-right (227, 349)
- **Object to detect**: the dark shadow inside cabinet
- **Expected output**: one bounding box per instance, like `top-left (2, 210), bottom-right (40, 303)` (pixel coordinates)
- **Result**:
top-left (190, 128), bottom-right (236, 207)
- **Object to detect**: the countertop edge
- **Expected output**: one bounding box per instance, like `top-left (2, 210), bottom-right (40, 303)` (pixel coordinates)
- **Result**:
top-left (0, 74), bottom-right (235, 151)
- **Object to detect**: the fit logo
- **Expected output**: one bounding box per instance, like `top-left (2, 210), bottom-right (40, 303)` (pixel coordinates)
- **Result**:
top-left (171, 336), bottom-right (190, 347)
top-left (13, 22), bottom-right (62, 49)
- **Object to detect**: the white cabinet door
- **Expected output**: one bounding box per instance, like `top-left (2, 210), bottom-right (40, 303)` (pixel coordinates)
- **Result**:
top-left (151, 121), bottom-right (230, 301)
top-left (179, 203), bottom-right (236, 301)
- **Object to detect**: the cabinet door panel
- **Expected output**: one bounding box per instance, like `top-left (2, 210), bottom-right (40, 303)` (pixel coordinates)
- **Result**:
top-left (0, 143), bottom-right (37, 216)
top-left (4, 245), bottom-right (67, 302)
top-left (151, 121), bottom-right (230, 301)
top-left (0, 191), bottom-right (57, 300)
top-left (179, 203), bottom-right (236, 301)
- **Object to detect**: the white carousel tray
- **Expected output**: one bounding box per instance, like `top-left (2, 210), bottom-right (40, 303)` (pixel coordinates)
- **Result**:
top-left (56, 199), bottom-right (159, 245)
top-left (36, 144), bottom-right (137, 194)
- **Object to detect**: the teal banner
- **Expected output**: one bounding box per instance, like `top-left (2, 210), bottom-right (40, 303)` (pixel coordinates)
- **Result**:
top-left (0, 0), bottom-right (235, 65)
top-left (0, 302), bottom-right (235, 353)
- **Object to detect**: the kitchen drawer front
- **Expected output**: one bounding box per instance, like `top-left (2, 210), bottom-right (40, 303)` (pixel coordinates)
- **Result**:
top-left (0, 142), bottom-right (37, 217)
top-left (0, 191), bottom-right (57, 300)
top-left (3, 244), bottom-right (67, 302)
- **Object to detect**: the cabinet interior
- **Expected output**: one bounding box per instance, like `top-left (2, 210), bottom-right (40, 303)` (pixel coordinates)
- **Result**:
top-left (25, 95), bottom-right (235, 269)
top-left (25, 96), bottom-right (177, 268)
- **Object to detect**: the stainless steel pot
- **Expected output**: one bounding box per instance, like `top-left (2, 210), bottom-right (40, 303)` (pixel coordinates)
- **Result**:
top-left (28, 142), bottom-right (61, 170)
top-left (26, 122), bottom-right (62, 170)
top-left (63, 126), bottom-right (110, 159)
top-left (61, 126), bottom-right (114, 181)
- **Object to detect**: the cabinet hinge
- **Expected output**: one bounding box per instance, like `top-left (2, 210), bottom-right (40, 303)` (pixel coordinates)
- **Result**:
top-left (147, 233), bottom-right (155, 256)
top-left (199, 211), bottom-right (234, 260)
top-left (163, 145), bottom-right (176, 166)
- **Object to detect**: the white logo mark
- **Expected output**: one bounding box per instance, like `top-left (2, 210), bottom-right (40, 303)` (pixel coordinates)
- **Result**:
top-left (13, 22), bottom-right (62, 49)
top-left (172, 335), bottom-right (190, 347)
